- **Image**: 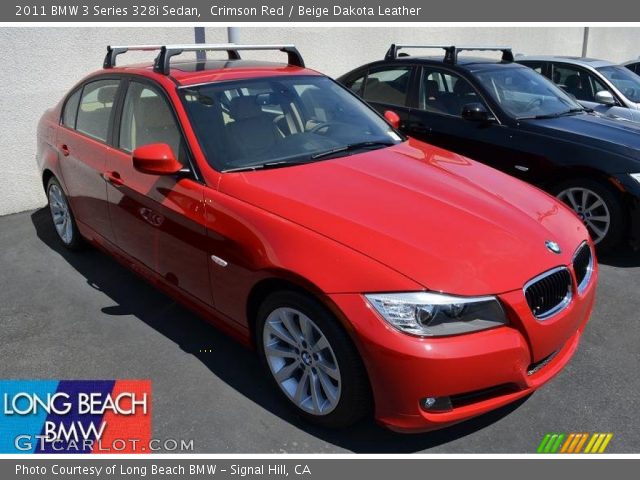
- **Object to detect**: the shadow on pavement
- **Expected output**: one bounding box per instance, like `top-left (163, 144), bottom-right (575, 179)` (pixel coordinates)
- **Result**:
top-left (30, 207), bottom-right (530, 453)
top-left (597, 246), bottom-right (640, 268)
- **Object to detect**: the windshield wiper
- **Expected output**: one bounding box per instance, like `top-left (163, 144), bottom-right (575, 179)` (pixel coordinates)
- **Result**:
top-left (222, 160), bottom-right (316, 173)
top-left (520, 108), bottom-right (585, 120)
top-left (311, 141), bottom-right (395, 160)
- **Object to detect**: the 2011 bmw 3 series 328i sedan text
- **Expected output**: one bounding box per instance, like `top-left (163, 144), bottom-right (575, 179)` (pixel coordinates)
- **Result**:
top-left (36, 44), bottom-right (597, 433)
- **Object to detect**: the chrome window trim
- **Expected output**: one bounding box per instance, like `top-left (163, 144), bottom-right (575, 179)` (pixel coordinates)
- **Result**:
top-left (573, 241), bottom-right (594, 295)
top-left (523, 266), bottom-right (573, 321)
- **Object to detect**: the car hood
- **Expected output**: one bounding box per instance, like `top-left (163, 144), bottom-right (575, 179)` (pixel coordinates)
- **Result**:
top-left (220, 139), bottom-right (589, 295)
top-left (521, 112), bottom-right (640, 165)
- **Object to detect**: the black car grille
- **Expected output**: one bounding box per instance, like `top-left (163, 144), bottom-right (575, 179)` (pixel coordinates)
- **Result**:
top-left (524, 267), bottom-right (572, 319)
top-left (573, 243), bottom-right (593, 292)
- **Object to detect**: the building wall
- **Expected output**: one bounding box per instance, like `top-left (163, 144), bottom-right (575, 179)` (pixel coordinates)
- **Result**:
top-left (0, 26), bottom-right (638, 216)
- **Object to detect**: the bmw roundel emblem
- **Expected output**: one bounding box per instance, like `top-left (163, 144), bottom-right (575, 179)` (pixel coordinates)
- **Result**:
top-left (545, 240), bottom-right (562, 254)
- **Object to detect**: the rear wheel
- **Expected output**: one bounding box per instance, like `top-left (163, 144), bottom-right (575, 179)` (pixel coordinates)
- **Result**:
top-left (47, 177), bottom-right (83, 250)
top-left (553, 178), bottom-right (624, 252)
top-left (256, 290), bottom-right (370, 428)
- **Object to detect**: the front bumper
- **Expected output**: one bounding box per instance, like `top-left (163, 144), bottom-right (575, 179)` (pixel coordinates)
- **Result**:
top-left (612, 173), bottom-right (640, 246)
top-left (328, 260), bottom-right (597, 433)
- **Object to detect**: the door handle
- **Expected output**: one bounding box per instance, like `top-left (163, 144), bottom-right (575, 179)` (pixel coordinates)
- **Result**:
top-left (102, 171), bottom-right (124, 187)
top-left (60, 144), bottom-right (70, 157)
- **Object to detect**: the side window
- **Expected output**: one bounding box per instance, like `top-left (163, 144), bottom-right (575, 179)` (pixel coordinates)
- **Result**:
top-left (62, 89), bottom-right (81, 129)
top-left (344, 74), bottom-right (366, 96)
top-left (76, 80), bottom-right (119, 142)
top-left (519, 61), bottom-right (545, 74)
top-left (362, 66), bottom-right (411, 106)
top-left (551, 64), bottom-right (605, 102)
top-left (119, 81), bottom-right (185, 164)
top-left (420, 68), bottom-right (482, 116)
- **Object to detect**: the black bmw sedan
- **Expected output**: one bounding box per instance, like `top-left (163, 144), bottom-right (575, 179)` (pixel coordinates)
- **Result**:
top-left (338, 44), bottom-right (640, 251)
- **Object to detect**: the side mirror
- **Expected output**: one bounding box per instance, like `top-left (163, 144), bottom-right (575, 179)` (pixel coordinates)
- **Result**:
top-left (384, 110), bottom-right (401, 129)
top-left (595, 90), bottom-right (616, 106)
top-left (462, 103), bottom-right (494, 122)
top-left (132, 143), bottom-right (182, 176)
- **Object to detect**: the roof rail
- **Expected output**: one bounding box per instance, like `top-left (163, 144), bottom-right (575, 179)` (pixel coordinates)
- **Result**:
top-left (103, 44), bottom-right (305, 75)
top-left (385, 44), bottom-right (514, 64)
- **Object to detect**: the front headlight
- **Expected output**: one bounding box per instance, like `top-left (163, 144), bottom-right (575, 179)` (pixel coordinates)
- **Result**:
top-left (365, 292), bottom-right (507, 337)
top-left (630, 173), bottom-right (640, 184)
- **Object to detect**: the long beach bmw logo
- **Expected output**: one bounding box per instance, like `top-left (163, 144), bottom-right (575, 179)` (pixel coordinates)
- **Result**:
top-left (545, 240), bottom-right (562, 254)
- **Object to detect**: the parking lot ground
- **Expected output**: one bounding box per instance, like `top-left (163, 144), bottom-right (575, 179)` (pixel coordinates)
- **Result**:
top-left (1, 208), bottom-right (638, 453)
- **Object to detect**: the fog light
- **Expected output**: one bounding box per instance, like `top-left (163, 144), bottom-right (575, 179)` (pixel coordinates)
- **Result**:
top-left (420, 396), bottom-right (453, 412)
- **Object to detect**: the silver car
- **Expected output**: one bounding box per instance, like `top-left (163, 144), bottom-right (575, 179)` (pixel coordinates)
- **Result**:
top-left (517, 55), bottom-right (640, 122)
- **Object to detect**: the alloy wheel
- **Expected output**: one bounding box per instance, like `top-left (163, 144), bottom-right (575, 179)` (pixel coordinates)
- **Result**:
top-left (263, 307), bottom-right (342, 416)
top-left (48, 183), bottom-right (73, 245)
top-left (557, 187), bottom-right (611, 244)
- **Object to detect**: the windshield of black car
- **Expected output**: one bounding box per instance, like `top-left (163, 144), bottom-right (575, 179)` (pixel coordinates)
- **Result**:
top-left (471, 66), bottom-right (583, 119)
top-left (179, 75), bottom-right (402, 171)
top-left (597, 65), bottom-right (640, 103)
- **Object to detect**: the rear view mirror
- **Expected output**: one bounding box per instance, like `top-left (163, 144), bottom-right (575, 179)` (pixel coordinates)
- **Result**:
top-left (132, 144), bottom-right (182, 176)
top-left (595, 90), bottom-right (616, 106)
top-left (384, 110), bottom-right (401, 129)
top-left (461, 103), bottom-right (494, 122)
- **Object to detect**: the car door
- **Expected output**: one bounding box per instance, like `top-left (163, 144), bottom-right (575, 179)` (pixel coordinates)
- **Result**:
top-left (342, 64), bottom-right (417, 128)
top-left (407, 66), bottom-right (530, 176)
top-left (56, 79), bottom-right (120, 242)
top-left (550, 62), bottom-right (635, 121)
top-left (106, 78), bottom-right (212, 305)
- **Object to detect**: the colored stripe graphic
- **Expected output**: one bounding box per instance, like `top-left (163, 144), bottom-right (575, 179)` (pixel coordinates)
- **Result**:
top-left (0, 380), bottom-right (152, 454)
top-left (36, 380), bottom-right (115, 453)
top-left (537, 432), bottom-right (613, 453)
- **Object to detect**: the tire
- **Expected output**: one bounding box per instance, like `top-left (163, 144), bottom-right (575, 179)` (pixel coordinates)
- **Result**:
top-left (256, 290), bottom-right (370, 428)
top-left (46, 177), bottom-right (83, 250)
top-left (552, 178), bottom-right (625, 253)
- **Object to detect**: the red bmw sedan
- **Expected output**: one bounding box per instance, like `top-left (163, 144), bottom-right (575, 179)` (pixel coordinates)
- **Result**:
top-left (36, 44), bottom-right (597, 432)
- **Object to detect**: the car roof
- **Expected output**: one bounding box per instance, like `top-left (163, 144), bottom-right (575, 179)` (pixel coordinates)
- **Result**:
top-left (373, 55), bottom-right (525, 72)
top-left (516, 55), bottom-right (617, 68)
top-left (622, 59), bottom-right (640, 66)
top-left (104, 59), bottom-right (321, 86)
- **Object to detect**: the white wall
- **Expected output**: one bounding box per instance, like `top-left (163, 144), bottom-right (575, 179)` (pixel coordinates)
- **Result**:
top-left (0, 26), bottom-right (639, 216)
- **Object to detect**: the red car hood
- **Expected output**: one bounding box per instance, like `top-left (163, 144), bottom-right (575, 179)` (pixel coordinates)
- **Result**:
top-left (220, 139), bottom-right (589, 295)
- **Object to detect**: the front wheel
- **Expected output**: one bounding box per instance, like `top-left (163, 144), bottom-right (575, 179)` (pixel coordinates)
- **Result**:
top-left (47, 177), bottom-right (83, 250)
top-left (256, 290), bottom-right (370, 428)
top-left (553, 178), bottom-right (625, 252)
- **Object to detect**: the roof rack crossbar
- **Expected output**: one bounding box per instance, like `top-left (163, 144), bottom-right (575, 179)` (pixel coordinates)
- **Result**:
top-left (385, 44), bottom-right (514, 64)
top-left (104, 44), bottom-right (305, 74)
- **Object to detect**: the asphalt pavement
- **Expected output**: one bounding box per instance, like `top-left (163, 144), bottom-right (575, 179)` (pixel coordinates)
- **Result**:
top-left (0, 208), bottom-right (638, 453)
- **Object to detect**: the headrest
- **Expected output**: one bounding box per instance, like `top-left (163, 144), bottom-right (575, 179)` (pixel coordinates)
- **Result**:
top-left (230, 96), bottom-right (262, 120)
top-left (425, 80), bottom-right (439, 96)
top-left (134, 96), bottom-right (174, 129)
top-left (453, 80), bottom-right (474, 96)
top-left (565, 74), bottom-right (581, 89)
top-left (97, 85), bottom-right (118, 104)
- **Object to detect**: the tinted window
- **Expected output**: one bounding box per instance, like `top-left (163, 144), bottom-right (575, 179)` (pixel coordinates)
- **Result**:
top-left (362, 66), bottom-right (411, 106)
top-left (119, 82), bottom-right (185, 163)
top-left (62, 89), bottom-right (81, 129)
top-left (519, 61), bottom-right (545, 74)
top-left (472, 66), bottom-right (582, 119)
top-left (551, 64), bottom-right (606, 102)
top-left (76, 80), bottom-right (119, 142)
top-left (344, 74), bottom-right (365, 96)
top-left (420, 68), bottom-right (483, 116)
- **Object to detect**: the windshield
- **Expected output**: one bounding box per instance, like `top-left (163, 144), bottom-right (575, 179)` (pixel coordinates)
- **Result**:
top-left (472, 67), bottom-right (583, 119)
top-left (180, 75), bottom-right (402, 171)
top-left (597, 65), bottom-right (640, 103)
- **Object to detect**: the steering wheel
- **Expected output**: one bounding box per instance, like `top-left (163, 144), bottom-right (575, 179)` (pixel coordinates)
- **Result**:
top-left (523, 97), bottom-right (544, 112)
top-left (309, 122), bottom-right (340, 135)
